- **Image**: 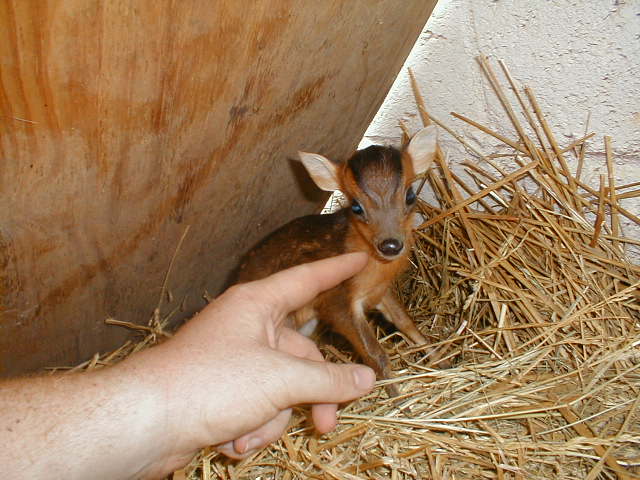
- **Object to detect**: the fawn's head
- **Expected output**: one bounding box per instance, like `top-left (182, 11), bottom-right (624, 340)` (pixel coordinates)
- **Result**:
top-left (299, 126), bottom-right (438, 261)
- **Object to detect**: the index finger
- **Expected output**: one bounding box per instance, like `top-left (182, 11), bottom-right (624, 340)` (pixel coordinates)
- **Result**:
top-left (249, 252), bottom-right (368, 317)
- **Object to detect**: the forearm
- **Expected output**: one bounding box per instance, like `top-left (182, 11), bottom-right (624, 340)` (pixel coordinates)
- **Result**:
top-left (0, 357), bottom-right (170, 480)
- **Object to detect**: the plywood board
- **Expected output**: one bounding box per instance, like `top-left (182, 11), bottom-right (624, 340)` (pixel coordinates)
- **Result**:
top-left (0, 0), bottom-right (437, 375)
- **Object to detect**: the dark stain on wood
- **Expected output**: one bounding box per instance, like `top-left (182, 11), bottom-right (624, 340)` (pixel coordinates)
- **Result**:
top-left (271, 76), bottom-right (328, 126)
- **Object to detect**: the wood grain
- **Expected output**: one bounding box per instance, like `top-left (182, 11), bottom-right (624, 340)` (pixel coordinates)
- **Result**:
top-left (0, 0), bottom-right (437, 375)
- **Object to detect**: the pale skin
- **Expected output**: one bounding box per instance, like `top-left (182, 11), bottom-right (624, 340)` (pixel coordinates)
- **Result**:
top-left (0, 253), bottom-right (375, 480)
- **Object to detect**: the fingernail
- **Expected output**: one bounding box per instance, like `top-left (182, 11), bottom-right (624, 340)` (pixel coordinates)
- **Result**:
top-left (353, 366), bottom-right (375, 391)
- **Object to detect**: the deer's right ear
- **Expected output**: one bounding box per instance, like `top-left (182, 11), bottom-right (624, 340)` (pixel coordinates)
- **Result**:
top-left (407, 125), bottom-right (438, 175)
top-left (298, 151), bottom-right (341, 192)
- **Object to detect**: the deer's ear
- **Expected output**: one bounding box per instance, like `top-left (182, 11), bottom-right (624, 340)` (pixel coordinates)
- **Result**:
top-left (407, 125), bottom-right (438, 175)
top-left (298, 151), bottom-right (341, 192)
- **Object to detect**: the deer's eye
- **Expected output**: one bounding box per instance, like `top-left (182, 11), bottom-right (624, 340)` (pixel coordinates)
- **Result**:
top-left (406, 187), bottom-right (417, 206)
top-left (351, 200), bottom-right (364, 216)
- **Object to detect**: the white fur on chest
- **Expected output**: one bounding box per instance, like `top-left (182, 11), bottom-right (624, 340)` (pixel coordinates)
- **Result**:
top-left (298, 317), bottom-right (319, 337)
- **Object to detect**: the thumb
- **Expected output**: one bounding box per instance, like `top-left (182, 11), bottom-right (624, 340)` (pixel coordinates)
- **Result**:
top-left (279, 357), bottom-right (376, 406)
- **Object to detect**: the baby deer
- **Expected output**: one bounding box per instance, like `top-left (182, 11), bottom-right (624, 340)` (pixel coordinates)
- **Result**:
top-left (236, 126), bottom-right (438, 395)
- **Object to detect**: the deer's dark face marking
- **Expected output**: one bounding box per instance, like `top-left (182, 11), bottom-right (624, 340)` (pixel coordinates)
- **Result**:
top-left (349, 146), bottom-right (403, 203)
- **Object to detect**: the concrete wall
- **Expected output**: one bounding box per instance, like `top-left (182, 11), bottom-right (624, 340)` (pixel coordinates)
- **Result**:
top-left (362, 0), bottom-right (639, 260)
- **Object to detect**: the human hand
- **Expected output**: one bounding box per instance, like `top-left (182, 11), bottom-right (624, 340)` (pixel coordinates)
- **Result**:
top-left (138, 252), bottom-right (375, 475)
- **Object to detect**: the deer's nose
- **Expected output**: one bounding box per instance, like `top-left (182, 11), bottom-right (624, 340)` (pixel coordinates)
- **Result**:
top-left (378, 238), bottom-right (404, 257)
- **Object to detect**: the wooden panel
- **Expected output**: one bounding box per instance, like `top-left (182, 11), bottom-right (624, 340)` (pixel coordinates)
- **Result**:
top-left (0, 0), bottom-right (437, 375)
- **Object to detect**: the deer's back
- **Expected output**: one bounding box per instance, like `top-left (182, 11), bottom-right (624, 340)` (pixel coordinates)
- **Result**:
top-left (237, 209), bottom-right (350, 283)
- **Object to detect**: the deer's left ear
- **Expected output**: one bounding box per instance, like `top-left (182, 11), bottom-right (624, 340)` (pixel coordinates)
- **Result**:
top-left (298, 151), bottom-right (341, 192)
top-left (407, 125), bottom-right (438, 175)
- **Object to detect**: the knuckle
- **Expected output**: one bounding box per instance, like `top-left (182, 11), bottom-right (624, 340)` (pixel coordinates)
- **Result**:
top-left (225, 282), bottom-right (274, 314)
top-left (323, 362), bottom-right (347, 391)
top-left (223, 283), bottom-right (251, 302)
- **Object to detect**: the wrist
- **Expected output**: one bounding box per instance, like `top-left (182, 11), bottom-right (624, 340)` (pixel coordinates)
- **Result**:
top-left (121, 339), bottom-right (222, 475)
top-left (111, 347), bottom-right (191, 478)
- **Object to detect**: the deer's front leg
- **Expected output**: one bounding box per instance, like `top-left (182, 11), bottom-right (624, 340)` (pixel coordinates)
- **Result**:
top-left (320, 299), bottom-right (399, 397)
top-left (377, 290), bottom-right (427, 345)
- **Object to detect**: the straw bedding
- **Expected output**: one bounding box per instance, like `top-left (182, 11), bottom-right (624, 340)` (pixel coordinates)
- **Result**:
top-left (59, 56), bottom-right (640, 479)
